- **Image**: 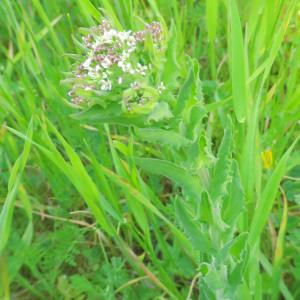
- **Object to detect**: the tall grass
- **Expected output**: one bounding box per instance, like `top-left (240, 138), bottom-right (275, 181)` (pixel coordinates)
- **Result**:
top-left (0, 0), bottom-right (299, 299)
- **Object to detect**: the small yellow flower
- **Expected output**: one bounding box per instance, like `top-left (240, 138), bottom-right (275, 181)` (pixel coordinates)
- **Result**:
top-left (261, 149), bottom-right (273, 170)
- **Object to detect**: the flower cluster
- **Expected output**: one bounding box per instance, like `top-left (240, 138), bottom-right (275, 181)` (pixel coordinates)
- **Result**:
top-left (68, 20), bottom-right (165, 107)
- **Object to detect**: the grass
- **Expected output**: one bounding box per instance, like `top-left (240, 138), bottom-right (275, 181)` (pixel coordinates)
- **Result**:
top-left (0, 0), bottom-right (300, 299)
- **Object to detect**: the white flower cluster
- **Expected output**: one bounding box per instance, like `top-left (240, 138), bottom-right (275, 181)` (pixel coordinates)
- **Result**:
top-left (69, 20), bottom-right (164, 105)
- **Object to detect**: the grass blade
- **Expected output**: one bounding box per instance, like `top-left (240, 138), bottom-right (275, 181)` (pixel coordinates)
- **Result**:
top-left (229, 0), bottom-right (247, 123)
top-left (0, 119), bottom-right (33, 255)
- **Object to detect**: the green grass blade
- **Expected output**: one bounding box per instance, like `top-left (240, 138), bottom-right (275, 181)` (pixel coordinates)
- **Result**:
top-left (249, 136), bottom-right (300, 246)
top-left (0, 119), bottom-right (33, 255)
top-left (229, 0), bottom-right (247, 123)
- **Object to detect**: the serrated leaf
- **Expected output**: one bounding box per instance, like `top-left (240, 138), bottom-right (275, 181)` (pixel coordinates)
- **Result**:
top-left (228, 235), bottom-right (249, 287)
top-left (204, 192), bottom-right (228, 231)
top-left (209, 117), bottom-right (232, 202)
top-left (185, 104), bottom-right (206, 141)
top-left (219, 232), bottom-right (249, 262)
top-left (175, 198), bottom-right (213, 253)
top-left (203, 264), bottom-right (228, 292)
top-left (176, 59), bottom-right (203, 116)
top-left (229, 232), bottom-right (249, 260)
top-left (175, 64), bottom-right (194, 114)
top-left (222, 160), bottom-right (245, 226)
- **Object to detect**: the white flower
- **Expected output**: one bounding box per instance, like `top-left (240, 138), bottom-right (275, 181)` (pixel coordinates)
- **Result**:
top-left (118, 77), bottom-right (123, 84)
top-left (136, 63), bottom-right (148, 76)
top-left (88, 70), bottom-right (98, 79)
top-left (158, 81), bottom-right (166, 94)
top-left (102, 29), bottom-right (117, 42)
top-left (101, 57), bottom-right (112, 68)
top-left (126, 36), bottom-right (137, 51)
top-left (117, 60), bottom-right (124, 69)
top-left (102, 72), bottom-right (108, 79)
top-left (130, 81), bottom-right (140, 89)
top-left (121, 50), bottom-right (130, 60)
top-left (100, 79), bottom-right (112, 91)
top-left (118, 31), bottom-right (131, 42)
top-left (126, 63), bottom-right (134, 72)
top-left (118, 61), bottom-right (134, 74)
top-left (82, 57), bottom-right (92, 69)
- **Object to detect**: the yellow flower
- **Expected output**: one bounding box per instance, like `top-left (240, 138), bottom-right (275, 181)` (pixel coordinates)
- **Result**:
top-left (261, 149), bottom-right (273, 170)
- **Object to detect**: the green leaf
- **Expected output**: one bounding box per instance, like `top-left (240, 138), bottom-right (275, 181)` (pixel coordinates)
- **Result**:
top-left (135, 158), bottom-right (202, 200)
top-left (249, 135), bottom-right (300, 246)
top-left (147, 102), bottom-right (173, 123)
top-left (106, 128), bottom-right (149, 234)
top-left (185, 104), bottom-right (206, 141)
top-left (229, 0), bottom-right (247, 123)
top-left (206, 0), bottom-right (218, 42)
top-left (175, 64), bottom-right (195, 114)
top-left (41, 119), bottom-right (115, 235)
top-left (209, 117), bottom-right (232, 203)
top-left (162, 22), bottom-right (180, 85)
top-left (135, 128), bottom-right (191, 149)
top-left (175, 198), bottom-right (212, 253)
top-left (206, 192), bottom-right (228, 231)
top-left (198, 192), bottom-right (213, 224)
top-left (99, 165), bottom-right (192, 252)
top-left (71, 104), bottom-right (145, 127)
top-left (78, 0), bottom-right (101, 21)
top-left (222, 160), bottom-right (245, 226)
top-left (203, 264), bottom-right (228, 292)
top-left (229, 232), bottom-right (249, 260)
top-left (0, 119), bottom-right (33, 255)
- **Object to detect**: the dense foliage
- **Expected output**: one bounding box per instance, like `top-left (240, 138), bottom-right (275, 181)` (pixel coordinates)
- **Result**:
top-left (0, 1), bottom-right (299, 299)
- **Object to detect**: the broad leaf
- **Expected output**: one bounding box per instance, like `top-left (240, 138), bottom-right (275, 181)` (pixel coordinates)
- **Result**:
top-left (175, 198), bottom-right (213, 253)
top-left (135, 128), bottom-right (191, 149)
top-left (135, 158), bottom-right (203, 200)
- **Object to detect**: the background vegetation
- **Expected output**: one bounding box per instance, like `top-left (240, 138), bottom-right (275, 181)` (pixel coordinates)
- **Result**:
top-left (0, 0), bottom-right (299, 299)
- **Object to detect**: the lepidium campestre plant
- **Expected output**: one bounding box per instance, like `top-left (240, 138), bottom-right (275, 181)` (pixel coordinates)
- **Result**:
top-left (64, 19), bottom-right (251, 299)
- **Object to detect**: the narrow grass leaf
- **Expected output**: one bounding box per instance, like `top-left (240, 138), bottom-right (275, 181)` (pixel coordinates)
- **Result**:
top-left (249, 136), bottom-right (300, 246)
top-left (0, 119), bottom-right (33, 255)
top-left (271, 188), bottom-right (288, 300)
top-left (79, 0), bottom-right (101, 22)
top-left (229, 0), bottom-right (247, 123)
